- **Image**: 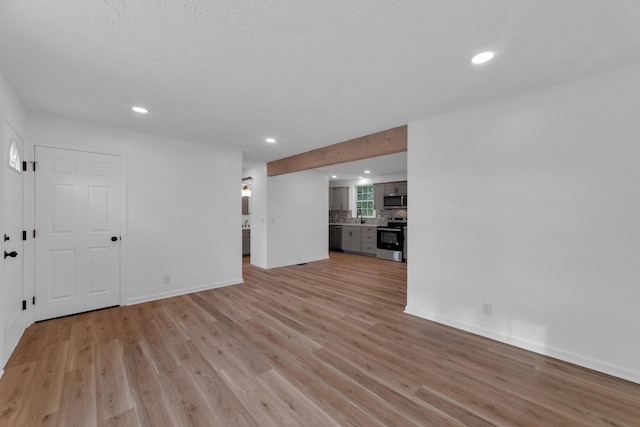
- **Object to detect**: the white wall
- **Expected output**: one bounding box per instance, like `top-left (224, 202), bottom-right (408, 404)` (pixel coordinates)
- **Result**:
top-left (330, 172), bottom-right (407, 189)
top-left (0, 70), bottom-right (28, 370)
top-left (406, 62), bottom-right (640, 383)
top-left (28, 114), bottom-right (243, 305)
top-left (266, 170), bottom-right (329, 268)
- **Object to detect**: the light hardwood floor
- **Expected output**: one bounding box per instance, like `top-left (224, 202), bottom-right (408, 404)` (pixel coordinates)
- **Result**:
top-left (1, 252), bottom-right (638, 426)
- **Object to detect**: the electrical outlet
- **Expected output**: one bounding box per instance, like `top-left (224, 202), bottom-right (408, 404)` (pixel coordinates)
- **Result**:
top-left (163, 274), bottom-right (171, 285)
top-left (482, 303), bottom-right (493, 316)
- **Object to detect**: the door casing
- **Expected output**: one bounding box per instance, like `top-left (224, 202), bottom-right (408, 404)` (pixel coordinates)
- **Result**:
top-left (31, 141), bottom-right (127, 322)
top-left (2, 121), bottom-right (25, 366)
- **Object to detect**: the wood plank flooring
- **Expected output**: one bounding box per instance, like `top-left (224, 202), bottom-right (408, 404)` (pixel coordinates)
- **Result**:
top-left (1, 252), bottom-right (638, 426)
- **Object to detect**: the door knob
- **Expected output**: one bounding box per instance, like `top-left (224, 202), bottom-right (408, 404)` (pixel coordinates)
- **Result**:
top-left (4, 251), bottom-right (18, 259)
top-left (111, 236), bottom-right (119, 242)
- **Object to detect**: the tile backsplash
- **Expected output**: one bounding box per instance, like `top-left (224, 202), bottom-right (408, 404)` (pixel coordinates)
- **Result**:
top-left (329, 209), bottom-right (407, 225)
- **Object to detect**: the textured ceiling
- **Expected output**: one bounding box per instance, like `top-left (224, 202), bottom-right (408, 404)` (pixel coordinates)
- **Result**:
top-left (316, 152), bottom-right (407, 182)
top-left (1, 1), bottom-right (640, 168)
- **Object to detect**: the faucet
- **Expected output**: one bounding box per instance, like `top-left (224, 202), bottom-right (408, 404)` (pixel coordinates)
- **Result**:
top-left (357, 209), bottom-right (364, 224)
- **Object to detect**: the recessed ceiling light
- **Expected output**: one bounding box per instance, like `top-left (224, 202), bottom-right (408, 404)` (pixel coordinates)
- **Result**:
top-left (331, 175), bottom-right (337, 179)
top-left (358, 176), bottom-right (363, 179)
top-left (266, 138), bottom-right (276, 143)
top-left (132, 106), bottom-right (148, 114)
top-left (364, 170), bottom-right (371, 174)
top-left (471, 51), bottom-right (494, 65)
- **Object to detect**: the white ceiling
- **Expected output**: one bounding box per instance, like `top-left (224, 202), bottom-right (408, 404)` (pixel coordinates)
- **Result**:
top-left (314, 152), bottom-right (407, 182)
top-left (2, 1), bottom-right (640, 169)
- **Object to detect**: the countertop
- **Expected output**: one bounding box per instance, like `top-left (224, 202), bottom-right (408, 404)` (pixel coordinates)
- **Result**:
top-left (329, 223), bottom-right (381, 227)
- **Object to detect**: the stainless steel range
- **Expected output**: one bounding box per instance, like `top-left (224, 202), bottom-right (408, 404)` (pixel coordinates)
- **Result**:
top-left (376, 219), bottom-right (407, 262)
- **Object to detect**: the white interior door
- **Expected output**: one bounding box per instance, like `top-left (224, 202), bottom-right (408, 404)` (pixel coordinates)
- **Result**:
top-left (35, 146), bottom-right (121, 321)
top-left (2, 122), bottom-right (25, 363)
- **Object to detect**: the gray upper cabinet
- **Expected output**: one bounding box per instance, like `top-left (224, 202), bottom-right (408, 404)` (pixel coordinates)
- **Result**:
top-left (398, 181), bottom-right (407, 195)
top-left (374, 183), bottom-right (385, 210)
top-left (384, 181), bottom-right (407, 195)
top-left (330, 187), bottom-right (349, 211)
top-left (374, 181), bottom-right (407, 209)
top-left (335, 187), bottom-right (349, 210)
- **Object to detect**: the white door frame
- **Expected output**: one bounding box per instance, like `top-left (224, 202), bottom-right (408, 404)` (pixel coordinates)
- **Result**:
top-left (28, 139), bottom-right (127, 324)
top-left (1, 120), bottom-right (26, 367)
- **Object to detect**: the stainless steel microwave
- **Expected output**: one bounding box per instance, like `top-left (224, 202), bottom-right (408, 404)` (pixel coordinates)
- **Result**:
top-left (383, 194), bottom-right (407, 209)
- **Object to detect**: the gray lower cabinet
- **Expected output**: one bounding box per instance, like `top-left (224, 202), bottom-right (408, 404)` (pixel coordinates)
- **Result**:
top-left (338, 225), bottom-right (377, 256)
top-left (242, 229), bottom-right (250, 255)
top-left (341, 226), bottom-right (362, 253)
top-left (361, 227), bottom-right (377, 255)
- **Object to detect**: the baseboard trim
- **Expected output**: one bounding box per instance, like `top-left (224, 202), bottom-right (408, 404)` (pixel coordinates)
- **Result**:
top-left (404, 305), bottom-right (640, 385)
top-left (250, 261), bottom-right (268, 269)
top-left (265, 255), bottom-right (330, 269)
top-left (126, 278), bottom-right (244, 306)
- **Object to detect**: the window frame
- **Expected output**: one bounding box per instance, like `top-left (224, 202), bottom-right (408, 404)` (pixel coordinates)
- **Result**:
top-left (354, 185), bottom-right (376, 218)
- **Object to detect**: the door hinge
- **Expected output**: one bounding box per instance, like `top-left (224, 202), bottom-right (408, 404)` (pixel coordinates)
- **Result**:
top-left (22, 230), bottom-right (27, 241)
top-left (22, 161), bottom-right (37, 172)
top-left (22, 300), bottom-right (27, 310)
top-left (32, 296), bottom-right (36, 305)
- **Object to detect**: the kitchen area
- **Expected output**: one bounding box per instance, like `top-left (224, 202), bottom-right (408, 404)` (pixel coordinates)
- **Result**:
top-left (242, 178), bottom-right (251, 257)
top-left (241, 150), bottom-right (407, 266)
top-left (329, 177), bottom-right (408, 263)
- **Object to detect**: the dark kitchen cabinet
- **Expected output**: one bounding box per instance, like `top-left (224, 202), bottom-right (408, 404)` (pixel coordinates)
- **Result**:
top-left (329, 225), bottom-right (342, 251)
top-left (242, 196), bottom-right (250, 214)
top-left (242, 229), bottom-right (250, 255)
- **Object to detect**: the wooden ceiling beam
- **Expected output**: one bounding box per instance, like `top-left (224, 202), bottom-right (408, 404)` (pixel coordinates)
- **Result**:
top-left (267, 125), bottom-right (407, 177)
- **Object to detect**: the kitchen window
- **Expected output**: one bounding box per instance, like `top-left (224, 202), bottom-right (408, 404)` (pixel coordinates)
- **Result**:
top-left (356, 185), bottom-right (375, 217)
